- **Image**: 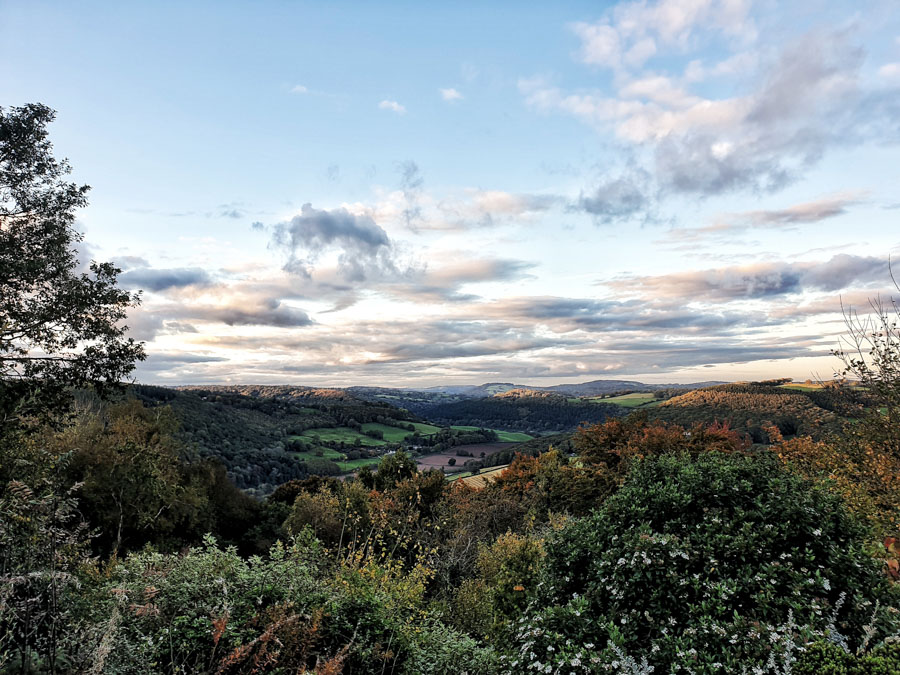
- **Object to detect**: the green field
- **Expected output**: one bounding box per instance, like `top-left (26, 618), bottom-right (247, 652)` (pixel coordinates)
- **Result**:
top-left (337, 457), bottom-right (382, 472)
top-left (450, 426), bottom-right (533, 442)
top-left (360, 421), bottom-right (441, 442)
top-left (779, 383), bottom-right (825, 391)
top-left (290, 446), bottom-right (344, 462)
top-left (298, 427), bottom-right (387, 446)
top-left (602, 392), bottom-right (659, 408)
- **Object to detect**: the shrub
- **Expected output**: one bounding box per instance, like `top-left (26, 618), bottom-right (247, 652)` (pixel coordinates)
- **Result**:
top-left (510, 452), bottom-right (899, 673)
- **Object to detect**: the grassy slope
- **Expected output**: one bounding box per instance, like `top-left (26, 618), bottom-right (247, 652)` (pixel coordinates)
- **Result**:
top-left (450, 425), bottom-right (533, 442)
top-left (298, 428), bottom-right (387, 447)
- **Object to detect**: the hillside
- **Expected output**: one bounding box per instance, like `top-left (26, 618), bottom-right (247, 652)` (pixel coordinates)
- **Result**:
top-left (134, 384), bottom-right (421, 490)
top-left (647, 381), bottom-right (851, 440)
top-left (422, 388), bottom-right (626, 434)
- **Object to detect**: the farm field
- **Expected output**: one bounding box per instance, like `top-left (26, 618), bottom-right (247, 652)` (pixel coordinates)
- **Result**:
top-left (360, 421), bottom-right (441, 441)
top-left (601, 392), bottom-right (659, 407)
top-left (415, 442), bottom-right (519, 472)
top-left (297, 427), bottom-right (387, 446)
top-left (454, 465), bottom-right (509, 487)
top-left (450, 425), bottom-right (533, 442)
top-left (336, 457), bottom-right (382, 472)
top-left (290, 447), bottom-right (344, 462)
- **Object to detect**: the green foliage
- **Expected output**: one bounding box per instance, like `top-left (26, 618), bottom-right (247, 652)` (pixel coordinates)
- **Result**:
top-left (513, 452), bottom-right (900, 673)
top-left (400, 622), bottom-right (499, 674)
top-left (794, 640), bottom-right (900, 675)
top-left (0, 443), bottom-right (93, 673)
top-left (0, 103), bottom-right (144, 426)
top-left (649, 381), bottom-right (844, 440)
top-left (423, 392), bottom-right (625, 435)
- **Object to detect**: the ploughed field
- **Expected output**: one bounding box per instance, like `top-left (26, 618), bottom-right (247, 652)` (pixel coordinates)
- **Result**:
top-left (415, 442), bottom-right (519, 472)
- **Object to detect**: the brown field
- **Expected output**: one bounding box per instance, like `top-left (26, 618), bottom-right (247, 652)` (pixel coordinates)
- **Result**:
top-left (458, 465), bottom-right (509, 488)
top-left (415, 442), bottom-right (518, 472)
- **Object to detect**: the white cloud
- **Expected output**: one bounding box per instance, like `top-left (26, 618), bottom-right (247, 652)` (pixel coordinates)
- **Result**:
top-left (379, 99), bottom-right (406, 114)
top-left (878, 62), bottom-right (900, 79)
top-left (440, 87), bottom-right (463, 101)
top-left (571, 0), bottom-right (756, 70)
top-left (290, 84), bottom-right (309, 94)
top-left (571, 22), bottom-right (622, 67)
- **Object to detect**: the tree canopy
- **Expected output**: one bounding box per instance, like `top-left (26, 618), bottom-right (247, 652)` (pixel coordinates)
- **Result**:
top-left (0, 103), bottom-right (144, 425)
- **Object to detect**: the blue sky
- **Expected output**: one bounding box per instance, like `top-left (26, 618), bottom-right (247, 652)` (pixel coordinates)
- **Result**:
top-left (3, 0), bottom-right (900, 386)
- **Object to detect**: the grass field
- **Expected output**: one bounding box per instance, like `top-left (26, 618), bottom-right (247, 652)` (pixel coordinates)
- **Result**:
top-left (359, 421), bottom-right (441, 442)
top-left (336, 457), bottom-right (382, 472)
top-left (602, 392), bottom-right (659, 408)
top-left (290, 447), bottom-right (344, 462)
top-left (450, 426), bottom-right (533, 442)
top-left (298, 427), bottom-right (387, 447)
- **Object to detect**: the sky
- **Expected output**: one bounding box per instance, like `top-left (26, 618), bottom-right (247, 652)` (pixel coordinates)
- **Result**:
top-left (2, 0), bottom-right (900, 387)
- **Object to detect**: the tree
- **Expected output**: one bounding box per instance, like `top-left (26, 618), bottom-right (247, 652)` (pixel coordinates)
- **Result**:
top-left (834, 278), bottom-right (900, 457)
top-left (0, 103), bottom-right (144, 425)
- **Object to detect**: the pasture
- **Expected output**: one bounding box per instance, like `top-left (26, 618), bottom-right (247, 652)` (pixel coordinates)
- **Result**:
top-left (450, 425), bottom-right (533, 442)
top-left (298, 427), bottom-right (387, 446)
top-left (600, 392), bottom-right (659, 407)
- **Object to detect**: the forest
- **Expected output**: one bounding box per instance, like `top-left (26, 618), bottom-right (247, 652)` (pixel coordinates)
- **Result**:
top-left (3, 104), bottom-right (900, 674)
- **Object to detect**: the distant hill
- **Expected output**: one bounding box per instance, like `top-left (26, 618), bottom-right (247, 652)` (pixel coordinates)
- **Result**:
top-left (347, 379), bottom-right (725, 417)
top-left (421, 391), bottom-right (626, 435)
top-left (646, 381), bottom-right (853, 440)
top-left (544, 379), bottom-right (726, 397)
top-left (134, 385), bottom-right (418, 490)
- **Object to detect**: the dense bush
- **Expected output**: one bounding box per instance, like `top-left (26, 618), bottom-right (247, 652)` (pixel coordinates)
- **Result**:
top-left (508, 452), bottom-right (900, 673)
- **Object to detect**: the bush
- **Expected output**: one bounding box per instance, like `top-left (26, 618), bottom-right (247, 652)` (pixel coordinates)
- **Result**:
top-left (510, 452), bottom-right (899, 673)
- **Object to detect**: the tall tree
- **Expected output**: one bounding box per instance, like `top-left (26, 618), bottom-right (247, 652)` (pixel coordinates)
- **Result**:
top-left (0, 103), bottom-right (144, 426)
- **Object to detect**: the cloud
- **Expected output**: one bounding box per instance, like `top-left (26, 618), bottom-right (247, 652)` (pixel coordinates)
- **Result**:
top-left (196, 302), bottom-right (314, 328)
top-left (440, 87), bottom-right (463, 101)
top-left (379, 100), bottom-right (406, 114)
top-left (119, 267), bottom-right (214, 292)
top-left (432, 189), bottom-right (560, 230)
top-left (523, 26), bottom-right (896, 211)
top-left (576, 169), bottom-right (654, 222)
top-left (397, 160), bottom-right (424, 231)
top-left (609, 254), bottom-right (889, 301)
top-left (290, 84), bottom-right (309, 94)
top-left (878, 63), bottom-right (900, 79)
top-left (271, 203), bottom-right (396, 282)
top-left (571, 0), bottom-right (755, 69)
top-left (383, 257), bottom-right (535, 303)
top-left (667, 192), bottom-right (864, 241)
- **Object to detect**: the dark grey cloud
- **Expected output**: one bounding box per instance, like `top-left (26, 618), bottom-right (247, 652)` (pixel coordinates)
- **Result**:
top-left (271, 203), bottom-right (394, 281)
top-left (194, 301), bottom-right (314, 328)
top-left (119, 267), bottom-right (214, 292)
top-left (576, 169), bottom-right (653, 222)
